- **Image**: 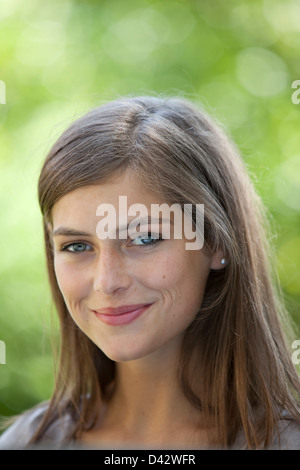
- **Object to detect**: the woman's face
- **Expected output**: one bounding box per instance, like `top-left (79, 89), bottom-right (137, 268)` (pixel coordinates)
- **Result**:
top-left (51, 171), bottom-right (218, 363)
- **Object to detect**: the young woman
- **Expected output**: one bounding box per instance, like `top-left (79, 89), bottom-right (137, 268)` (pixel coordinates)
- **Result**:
top-left (1, 96), bottom-right (300, 449)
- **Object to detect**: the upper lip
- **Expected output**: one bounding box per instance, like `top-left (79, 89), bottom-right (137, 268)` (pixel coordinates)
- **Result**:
top-left (92, 304), bottom-right (152, 316)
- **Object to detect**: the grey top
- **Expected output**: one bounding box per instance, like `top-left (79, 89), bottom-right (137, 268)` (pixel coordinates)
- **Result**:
top-left (0, 403), bottom-right (300, 450)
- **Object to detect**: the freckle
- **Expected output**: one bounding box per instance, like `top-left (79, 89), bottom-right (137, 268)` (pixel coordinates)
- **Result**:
top-left (162, 275), bottom-right (166, 279)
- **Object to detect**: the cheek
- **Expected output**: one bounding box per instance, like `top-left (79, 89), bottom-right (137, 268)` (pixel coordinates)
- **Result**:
top-left (139, 255), bottom-right (178, 290)
top-left (150, 251), bottom-right (210, 308)
top-left (54, 260), bottom-right (90, 304)
top-left (143, 252), bottom-right (200, 295)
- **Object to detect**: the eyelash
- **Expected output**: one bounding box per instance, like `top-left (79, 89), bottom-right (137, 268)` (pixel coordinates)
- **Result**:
top-left (129, 233), bottom-right (163, 247)
top-left (60, 233), bottom-right (163, 253)
top-left (61, 242), bottom-right (93, 253)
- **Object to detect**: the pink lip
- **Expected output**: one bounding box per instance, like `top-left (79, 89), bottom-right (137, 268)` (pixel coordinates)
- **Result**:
top-left (92, 303), bottom-right (153, 326)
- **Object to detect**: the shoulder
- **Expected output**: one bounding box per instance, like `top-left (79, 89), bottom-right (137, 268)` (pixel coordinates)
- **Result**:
top-left (271, 416), bottom-right (300, 450)
top-left (0, 402), bottom-right (49, 449)
top-left (232, 414), bottom-right (300, 450)
top-left (0, 401), bottom-right (75, 449)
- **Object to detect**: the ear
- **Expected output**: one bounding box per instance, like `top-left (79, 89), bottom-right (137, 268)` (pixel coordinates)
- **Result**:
top-left (210, 249), bottom-right (227, 270)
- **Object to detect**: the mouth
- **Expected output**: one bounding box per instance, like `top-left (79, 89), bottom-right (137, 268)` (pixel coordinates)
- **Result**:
top-left (92, 303), bottom-right (153, 326)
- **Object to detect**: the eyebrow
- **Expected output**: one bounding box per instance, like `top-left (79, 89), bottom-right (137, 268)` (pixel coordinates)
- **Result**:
top-left (52, 217), bottom-right (173, 238)
top-left (52, 228), bottom-right (92, 237)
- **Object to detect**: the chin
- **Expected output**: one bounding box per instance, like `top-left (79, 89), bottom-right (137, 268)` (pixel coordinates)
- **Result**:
top-left (99, 343), bottom-right (157, 363)
top-left (102, 350), bottom-right (147, 363)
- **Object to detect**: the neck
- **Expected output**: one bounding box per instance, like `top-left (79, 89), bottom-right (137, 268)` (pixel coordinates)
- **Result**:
top-left (99, 345), bottom-right (207, 446)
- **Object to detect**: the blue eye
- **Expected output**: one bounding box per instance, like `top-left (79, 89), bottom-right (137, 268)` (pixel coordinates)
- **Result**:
top-left (130, 234), bottom-right (162, 247)
top-left (62, 243), bottom-right (93, 253)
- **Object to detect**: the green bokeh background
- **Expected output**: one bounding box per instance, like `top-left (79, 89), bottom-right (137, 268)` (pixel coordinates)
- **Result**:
top-left (0, 0), bottom-right (300, 419)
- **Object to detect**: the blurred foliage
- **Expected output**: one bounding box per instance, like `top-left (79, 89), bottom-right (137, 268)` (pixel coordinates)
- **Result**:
top-left (0, 0), bottom-right (300, 420)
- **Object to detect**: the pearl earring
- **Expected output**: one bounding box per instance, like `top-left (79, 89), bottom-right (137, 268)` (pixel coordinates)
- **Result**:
top-left (221, 258), bottom-right (226, 265)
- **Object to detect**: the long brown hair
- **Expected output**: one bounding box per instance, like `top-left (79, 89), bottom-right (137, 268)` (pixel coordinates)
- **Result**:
top-left (34, 96), bottom-right (300, 448)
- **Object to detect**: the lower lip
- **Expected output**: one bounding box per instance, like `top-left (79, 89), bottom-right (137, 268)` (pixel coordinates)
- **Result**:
top-left (93, 304), bottom-right (153, 326)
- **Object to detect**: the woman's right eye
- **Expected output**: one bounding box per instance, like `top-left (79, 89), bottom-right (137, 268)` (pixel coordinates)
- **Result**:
top-left (61, 242), bottom-right (93, 253)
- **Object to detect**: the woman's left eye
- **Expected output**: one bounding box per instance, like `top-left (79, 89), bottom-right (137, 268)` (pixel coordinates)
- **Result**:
top-left (61, 242), bottom-right (93, 253)
top-left (129, 234), bottom-right (162, 247)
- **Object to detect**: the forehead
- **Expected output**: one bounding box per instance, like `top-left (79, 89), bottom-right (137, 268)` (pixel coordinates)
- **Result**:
top-left (51, 171), bottom-right (166, 226)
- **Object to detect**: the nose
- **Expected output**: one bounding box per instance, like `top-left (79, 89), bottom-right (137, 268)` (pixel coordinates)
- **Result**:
top-left (93, 245), bottom-right (131, 296)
